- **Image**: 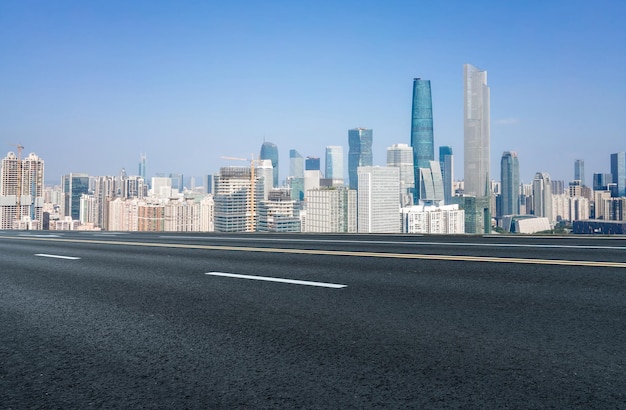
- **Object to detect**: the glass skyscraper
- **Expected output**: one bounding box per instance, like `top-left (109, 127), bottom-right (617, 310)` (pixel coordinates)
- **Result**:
top-left (611, 152), bottom-right (626, 197)
top-left (325, 146), bottom-right (344, 185)
top-left (439, 146), bottom-right (454, 204)
top-left (463, 64), bottom-right (490, 198)
top-left (500, 151), bottom-right (520, 216)
top-left (410, 78), bottom-right (434, 203)
top-left (348, 128), bottom-right (373, 190)
top-left (574, 159), bottom-right (585, 186)
top-left (62, 173), bottom-right (90, 221)
top-left (260, 141), bottom-right (279, 187)
top-left (289, 149), bottom-right (304, 179)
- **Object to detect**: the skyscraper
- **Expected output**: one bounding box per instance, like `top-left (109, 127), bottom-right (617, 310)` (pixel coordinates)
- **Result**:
top-left (500, 151), bottom-right (520, 216)
top-left (574, 159), bottom-right (585, 186)
top-left (463, 64), bottom-right (490, 198)
top-left (348, 128), bottom-right (373, 190)
top-left (260, 141), bottom-right (279, 187)
top-left (610, 152), bottom-right (625, 197)
top-left (439, 146), bottom-right (454, 203)
top-left (325, 146), bottom-right (344, 186)
top-left (139, 153), bottom-right (147, 181)
top-left (533, 172), bottom-right (552, 224)
top-left (0, 151), bottom-right (45, 229)
top-left (357, 166), bottom-right (400, 233)
top-left (62, 173), bottom-right (90, 221)
top-left (289, 149), bottom-right (304, 178)
top-left (410, 78), bottom-right (434, 202)
top-left (305, 156), bottom-right (320, 171)
top-left (387, 143), bottom-right (415, 203)
top-left (418, 161), bottom-right (444, 204)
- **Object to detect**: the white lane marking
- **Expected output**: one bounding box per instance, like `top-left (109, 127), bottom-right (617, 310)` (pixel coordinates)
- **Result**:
top-left (162, 236), bottom-right (626, 251)
top-left (35, 254), bottom-right (81, 260)
top-left (205, 272), bottom-right (347, 289)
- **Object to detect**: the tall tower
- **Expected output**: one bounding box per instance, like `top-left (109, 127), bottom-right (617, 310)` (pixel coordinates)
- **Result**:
top-left (500, 151), bottom-right (520, 216)
top-left (348, 128), bottom-right (373, 190)
top-left (463, 64), bottom-right (490, 198)
top-left (387, 143), bottom-right (415, 200)
top-left (62, 173), bottom-right (90, 221)
top-left (260, 141), bottom-right (279, 187)
top-left (410, 78), bottom-right (434, 202)
top-left (0, 151), bottom-right (45, 229)
top-left (574, 159), bottom-right (585, 186)
top-left (289, 149), bottom-right (304, 179)
top-left (139, 153), bottom-right (147, 181)
top-left (610, 152), bottom-right (625, 198)
top-left (325, 146), bottom-right (344, 186)
top-left (439, 146), bottom-right (454, 204)
top-left (533, 172), bottom-right (553, 224)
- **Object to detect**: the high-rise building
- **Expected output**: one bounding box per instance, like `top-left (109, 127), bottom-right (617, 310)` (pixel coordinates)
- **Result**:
top-left (357, 166), bottom-right (401, 233)
top-left (203, 174), bottom-right (213, 195)
top-left (169, 173), bottom-right (184, 192)
top-left (257, 188), bottom-right (301, 232)
top-left (62, 173), bottom-right (90, 221)
top-left (348, 128), bottom-right (373, 190)
top-left (260, 141), bottom-right (279, 187)
top-left (500, 151), bottom-right (520, 216)
top-left (463, 64), bottom-right (490, 198)
top-left (387, 144), bottom-right (415, 198)
top-left (0, 151), bottom-right (45, 229)
top-left (439, 146), bottom-right (454, 204)
top-left (410, 78), bottom-right (434, 202)
top-left (139, 153), bottom-right (147, 181)
top-left (305, 187), bottom-right (356, 233)
top-left (325, 146), bottom-right (344, 186)
top-left (533, 172), bottom-right (553, 224)
top-left (574, 159), bottom-right (585, 186)
top-left (610, 152), bottom-right (626, 197)
top-left (289, 149), bottom-right (304, 178)
top-left (214, 166), bottom-right (254, 232)
top-left (593, 173), bottom-right (612, 191)
top-left (418, 161), bottom-right (444, 204)
top-left (305, 156), bottom-right (320, 171)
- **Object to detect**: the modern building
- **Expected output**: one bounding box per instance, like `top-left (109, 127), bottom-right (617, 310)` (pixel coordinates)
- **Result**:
top-left (325, 146), bottom-right (344, 186)
top-left (611, 152), bottom-right (625, 197)
top-left (0, 151), bottom-right (45, 229)
top-left (348, 128), bottom-right (373, 190)
top-left (439, 146), bottom-right (454, 204)
top-left (500, 151), bottom-right (520, 217)
top-left (139, 153), bottom-right (147, 181)
top-left (410, 78), bottom-right (434, 201)
top-left (62, 173), bottom-right (90, 221)
top-left (402, 204), bottom-right (464, 234)
top-left (203, 174), bottom-right (213, 195)
top-left (533, 172), bottom-right (553, 224)
top-left (257, 188), bottom-right (301, 232)
top-left (463, 64), bottom-right (490, 199)
top-left (289, 149), bottom-right (304, 178)
top-left (305, 156), bottom-right (320, 171)
top-left (305, 187), bottom-right (356, 233)
top-left (387, 143), bottom-right (414, 205)
top-left (260, 141), bottom-right (279, 187)
top-left (213, 166), bottom-right (258, 232)
top-left (593, 173), bottom-right (612, 191)
top-left (357, 166), bottom-right (401, 233)
top-left (418, 161), bottom-right (444, 204)
top-left (574, 159), bottom-right (585, 186)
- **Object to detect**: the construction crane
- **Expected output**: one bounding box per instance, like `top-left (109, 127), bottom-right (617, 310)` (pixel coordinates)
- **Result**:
top-left (221, 154), bottom-right (258, 232)
top-left (10, 144), bottom-right (24, 222)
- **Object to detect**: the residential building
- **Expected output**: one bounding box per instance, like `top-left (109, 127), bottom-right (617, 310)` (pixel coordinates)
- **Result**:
top-left (0, 151), bottom-right (45, 229)
top-left (402, 204), bottom-right (464, 234)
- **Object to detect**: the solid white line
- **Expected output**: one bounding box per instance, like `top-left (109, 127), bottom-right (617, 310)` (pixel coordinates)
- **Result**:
top-left (204, 272), bottom-right (347, 289)
top-left (35, 254), bottom-right (81, 260)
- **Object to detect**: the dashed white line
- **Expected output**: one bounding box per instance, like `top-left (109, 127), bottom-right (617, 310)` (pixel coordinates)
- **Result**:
top-left (35, 254), bottom-right (81, 260)
top-left (205, 272), bottom-right (347, 289)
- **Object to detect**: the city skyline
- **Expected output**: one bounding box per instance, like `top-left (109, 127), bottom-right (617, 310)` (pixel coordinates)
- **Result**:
top-left (1, 1), bottom-right (625, 185)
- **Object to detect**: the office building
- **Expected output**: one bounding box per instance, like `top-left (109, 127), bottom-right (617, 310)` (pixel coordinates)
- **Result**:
top-left (418, 161), bottom-right (444, 204)
top-left (325, 146), bottom-right (344, 186)
top-left (62, 173), bottom-right (90, 221)
top-left (593, 173), bottom-right (612, 191)
top-left (305, 187), bottom-right (356, 233)
top-left (439, 146), bottom-right (454, 204)
top-left (257, 188), bottom-right (301, 232)
top-left (0, 151), bottom-right (45, 229)
top-left (203, 174), bottom-right (213, 195)
top-left (387, 144), bottom-right (414, 203)
top-left (500, 151), bottom-right (520, 216)
top-left (260, 141), bottom-right (279, 187)
top-left (139, 153), bottom-right (147, 181)
top-left (289, 149), bottom-right (304, 178)
top-left (463, 64), bottom-right (490, 198)
top-left (357, 166), bottom-right (401, 233)
top-left (611, 152), bottom-right (626, 197)
top-left (410, 78), bottom-right (434, 202)
top-left (214, 166), bottom-right (262, 232)
top-left (574, 159), bottom-right (585, 186)
top-left (305, 156), bottom-right (320, 171)
top-left (533, 172), bottom-right (553, 224)
top-left (348, 128), bottom-right (373, 190)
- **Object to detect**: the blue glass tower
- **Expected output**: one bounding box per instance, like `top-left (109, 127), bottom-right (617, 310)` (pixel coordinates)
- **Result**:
top-left (348, 128), bottom-right (373, 190)
top-left (439, 146), bottom-right (454, 203)
top-left (410, 78), bottom-right (434, 202)
top-left (611, 152), bottom-right (626, 197)
top-left (500, 151), bottom-right (520, 216)
top-left (260, 141), bottom-right (279, 187)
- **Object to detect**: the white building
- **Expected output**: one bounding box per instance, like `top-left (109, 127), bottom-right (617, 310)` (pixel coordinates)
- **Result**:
top-left (325, 146), bottom-right (344, 186)
top-left (386, 143), bottom-right (414, 203)
top-left (257, 188), bottom-right (301, 232)
top-left (402, 204), bottom-right (465, 234)
top-left (305, 187), bottom-right (356, 233)
top-left (533, 172), bottom-right (553, 224)
top-left (357, 166), bottom-right (401, 233)
top-left (0, 151), bottom-right (45, 230)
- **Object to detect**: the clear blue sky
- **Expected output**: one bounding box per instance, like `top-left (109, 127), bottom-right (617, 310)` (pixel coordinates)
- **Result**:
top-left (1, 0), bottom-right (625, 185)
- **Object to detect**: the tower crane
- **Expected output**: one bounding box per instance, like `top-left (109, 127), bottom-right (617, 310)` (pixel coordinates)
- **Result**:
top-left (220, 154), bottom-right (258, 232)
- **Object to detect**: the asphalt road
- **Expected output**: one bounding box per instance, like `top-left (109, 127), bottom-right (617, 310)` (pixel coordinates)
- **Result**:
top-left (1, 231), bottom-right (625, 408)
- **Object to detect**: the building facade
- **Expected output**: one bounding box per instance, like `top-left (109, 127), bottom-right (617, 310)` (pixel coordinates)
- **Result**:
top-left (305, 187), bottom-right (356, 233)
top-left (500, 151), bottom-right (520, 216)
top-left (357, 166), bottom-right (401, 233)
top-left (260, 141), bottom-right (279, 187)
top-left (439, 146), bottom-right (454, 204)
top-left (0, 151), bottom-right (45, 229)
top-left (348, 128), bottom-right (373, 190)
top-left (325, 146), bottom-right (344, 186)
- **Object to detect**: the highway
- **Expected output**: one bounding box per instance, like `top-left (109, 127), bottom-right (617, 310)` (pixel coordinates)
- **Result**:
top-left (1, 231), bottom-right (625, 408)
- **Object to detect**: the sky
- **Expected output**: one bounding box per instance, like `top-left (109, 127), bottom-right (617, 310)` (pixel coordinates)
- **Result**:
top-left (1, 0), bottom-right (625, 186)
